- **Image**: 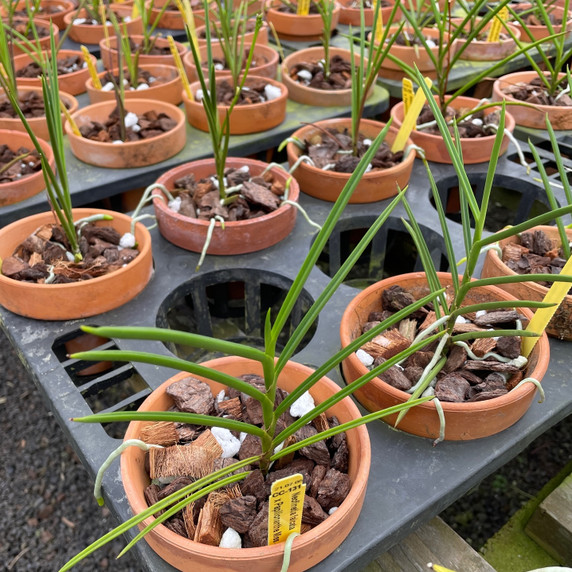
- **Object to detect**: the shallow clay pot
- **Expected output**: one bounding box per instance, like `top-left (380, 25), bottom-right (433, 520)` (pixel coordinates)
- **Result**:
top-left (453, 18), bottom-right (521, 61)
top-left (286, 118), bottom-right (415, 204)
top-left (340, 272), bottom-right (550, 441)
top-left (153, 157), bottom-right (299, 255)
top-left (492, 71), bottom-right (572, 130)
top-left (121, 356), bottom-right (370, 572)
top-left (99, 35), bottom-right (188, 70)
top-left (381, 26), bottom-right (452, 72)
top-left (0, 129), bottom-right (54, 207)
top-left (0, 208), bottom-right (153, 320)
top-left (194, 21), bottom-right (269, 46)
top-left (338, 0), bottom-right (399, 27)
top-left (32, 0), bottom-right (75, 28)
top-left (265, 0), bottom-right (339, 41)
top-left (184, 76), bottom-right (287, 135)
top-left (281, 46), bottom-right (371, 107)
top-left (86, 64), bottom-right (183, 105)
top-left (65, 99), bottom-right (186, 168)
top-left (390, 95), bottom-right (515, 164)
top-left (8, 18), bottom-right (59, 55)
top-left (63, 5), bottom-right (143, 45)
top-left (481, 225), bottom-right (572, 340)
top-left (511, 3), bottom-right (572, 41)
top-left (0, 86), bottom-right (79, 141)
top-left (13, 49), bottom-right (96, 96)
top-left (183, 42), bottom-right (279, 83)
top-left (150, 2), bottom-right (207, 29)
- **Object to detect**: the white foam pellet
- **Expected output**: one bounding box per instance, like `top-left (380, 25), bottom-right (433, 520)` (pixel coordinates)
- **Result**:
top-left (211, 426), bottom-right (241, 458)
top-left (214, 63), bottom-right (224, 70)
top-left (356, 349), bottom-right (374, 366)
top-left (426, 39), bottom-right (436, 48)
top-left (168, 196), bottom-right (181, 212)
top-left (238, 165), bottom-right (249, 173)
top-left (124, 112), bottom-right (139, 128)
top-left (219, 527), bottom-right (242, 548)
top-left (217, 390), bottom-right (226, 403)
top-left (136, 83), bottom-right (149, 90)
top-left (455, 316), bottom-right (467, 324)
top-left (363, 138), bottom-right (372, 146)
top-left (264, 84), bottom-right (282, 101)
top-left (290, 391), bottom-right (315, 418)
top-left (364, 163), bottom-right (373, 173)
top-left (73, 17), bottom-right (86, 24)
top-left (131, 124), bottom-right (141, 133)
top-left (296, 69), bottom-right (312, 82)
top-left (328, 507), bottom-right (338, 515)
top-left (239, 432), bottom-right (247, 443)
top-left (196, 89), bottom-right (204, 101)
top-left (101, 82), bottom-right (114, 91)
top-left (112, 140), bottom-right (123, 145)
top-left (472, 118), bottom-right (483, 126)
top-left (476, 310), bottom-right (487, 317)
top-left (119, 233), bottom-right (136, 248)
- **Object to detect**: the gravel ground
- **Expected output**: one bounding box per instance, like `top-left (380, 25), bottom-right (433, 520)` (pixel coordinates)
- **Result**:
top-left (1, 327), bottom-right (571, 571)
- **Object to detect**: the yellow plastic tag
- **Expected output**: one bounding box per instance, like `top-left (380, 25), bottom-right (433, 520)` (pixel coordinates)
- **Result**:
top-left (402, 78), bottom-right (414, 117)
top-left (297, 0), bottom-right (310, 16)
top-left (60, 100), bottom-right (81, 137)
top-left (430, 565), bottom-right (458, 572)
top-left (267, 474), bottom-right (305, 545)
top-left (131, 0), bottom-right (139, 20)
top-left (168, 35), bottom-right (193, 100)
top-left (374, 2), bottom-right (384, 43)
top-left (486, 6), bottom-right (508, 42)
top-left (391, 76), bottom-right (432, 152)
top-left (175, 0), bottom-right (198, 52)
top-left (81, 46), bottom-right (101, 90)
top-left (522, 253), bottom-right (572, 357)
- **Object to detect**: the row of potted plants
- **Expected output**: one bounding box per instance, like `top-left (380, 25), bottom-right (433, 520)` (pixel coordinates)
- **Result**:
top-left (2, 0), bottom-right (572, 570)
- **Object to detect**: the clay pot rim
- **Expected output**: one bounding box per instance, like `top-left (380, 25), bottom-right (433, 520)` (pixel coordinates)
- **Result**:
top-left (152, 156), bottom-right (300, 228)
top-left (99, 34), bottom-right (188, 55)
top-left (485, 225), bottom-right (572, 301)
top-left (187, 75), bottom-right (288, 111)
top-left (1, 84), bottom-right (79, 115)
top-left (286, 118), bottom-right (416, 181)
top-left (63, 5), bottom-right (141, 28)
top-left (281, 46), bottom-right (362, 97)
top-left (0, 128), bottom-right (54, 188)
top-left (511, 2), bottom-right (572, 29)
top-left (493, 70), bottom-right (570, 114)
top-left (121, 356), bottom-right (370, 560)
top-left (13, 48), bottom-right (96, 77)
top-left (391, 94), bottom-right (516, 142)
top-left (183, 42), bottom-right (279, 72)
top-left (450, 17), bottom-right (521, 45)
top-left (265, 0), bottom-right (341, 19)
top-left (87, 63), bottom-right (180, 88)
top-left (65, 98), bottom-right (186, 149)
top-left (0, 207), bottom-right (152, 292)
top-left (340, 271), bottom-right (550, 412)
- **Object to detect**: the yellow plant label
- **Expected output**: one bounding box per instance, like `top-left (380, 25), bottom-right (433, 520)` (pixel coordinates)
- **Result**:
top-left (168, 35), bottom-right (193, 100)
top-left (486, 7), bottom-right (508, 42)
top-left (522, 253), bottom-right (572, 357)
top-left (297, 0), bottom-right (311, 16)
top-left (430, 565), bottom-right (458, 572)
top-left (175, 0), bottom-right (198, 51)
top-left (391, 76), bottom-right (432, 152)
top-left (60, 100), bottom-right (81, 137)
top-left (131, 0), bottom-right (139, 19)
top-left (81, 45), bottom-right (101, 90)
top-left (402, 78), bottom-right (414, 117)
top-left (268, 474), bottom-right (305, 545)
top-left (374, 2), bottom-right (384, 43)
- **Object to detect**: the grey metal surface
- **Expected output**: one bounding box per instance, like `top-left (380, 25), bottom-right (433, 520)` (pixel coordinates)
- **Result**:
top-left (2, 137), bottom-right (571, 570)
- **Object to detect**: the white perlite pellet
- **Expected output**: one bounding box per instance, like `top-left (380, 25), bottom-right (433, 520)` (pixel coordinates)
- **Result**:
top-left (290, 391), bottom-right (315, 418)
top-left (356, 349), bottom-right (374, 367)
top-left (211, 426), bottom-right (241, 458)
top-left (219, 527), bottom-right (242, 548)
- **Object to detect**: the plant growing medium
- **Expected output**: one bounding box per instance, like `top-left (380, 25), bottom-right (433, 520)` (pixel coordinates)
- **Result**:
top-left (343, 66), bottom-right (572, 440)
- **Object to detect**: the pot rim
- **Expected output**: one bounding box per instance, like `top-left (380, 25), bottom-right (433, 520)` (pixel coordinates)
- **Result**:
top-left (86, 63), bottom-right (180, 90)
top-left (99, 34), bottom-right (188, 54)
top-left (340, 271), bottom-right (550, 412)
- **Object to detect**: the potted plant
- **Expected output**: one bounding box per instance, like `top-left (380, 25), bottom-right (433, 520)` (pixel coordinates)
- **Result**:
top-left (0, 37), bottom-right (153, 320)
top-left (0, 20), bottom-right (79, 140)
top-left (340, 71), bottom-right (572, 441)
top-left (1, 0), bottom-right (75, 29)
top-left (284, 3), bottom-right (415, 203)
top-left (338, 0), bottom-right (397, 27)
top-left (508, 0), bottom-right (572, 41)
top-left (182, 3), bottom-right (287, 135)
top-left (492, 0), bottom-right (572, 130)
top-left (58, 131), bottom-right (438, 571)
top-left (481, 118), bottom-right (572, 340)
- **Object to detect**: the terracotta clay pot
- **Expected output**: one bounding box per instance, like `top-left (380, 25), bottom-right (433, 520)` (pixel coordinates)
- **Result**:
top-left (194, 21), bottom-right (269, 46)
top-left (2, 0), bottom-right (75, 28)
top-left (153, 157), bottom-right (299, 255)
top-left (65, 99), bottom-right (186, 168)
top-left (0, 129), bottom-right (54, 207)
top-left (0, 86), bottom-right (79, 141)
top-left (121, 356), bottom-right (371, 572)
top-left (0, 208), bottom-right (153, 320)
top-left (63, 5), bottom-right (143, 45)
top-left (511, 3), bottom-right (572, 41)
top-left (13, 49), bottom-right (96, 96)
top-left (265, 0), bottom-right (340, 41)
top-left (481, 225), bottom-right (572, 340)
top-left (150, 1), bottom-right (207, 29)
top-left (492, 71), bottom-right (572, 130)
top-left (338, 0), bottom-right (399, 27)
top-left (453, 18), bottom-right (521, 61)
top-left (340, 272), bottom-right (550, 441)
top-left (183, 76), bottom-right (287, 134)
top-left (99, 35), bottom-right (188, 70)
top-left (86, 64), bottom-right (183, 105)
top-left (390, 95), bottom-right (515, 164)
top-left (286, 118), bottom-right (415, 204)
top-left (183, 43), bottom-right (279, 83)
top-left (7, 18), bottom-right (59, 55)
top-left (381, 26), bottom-right (452, 72)
top-left (281, 46), bottom-right (371, 107)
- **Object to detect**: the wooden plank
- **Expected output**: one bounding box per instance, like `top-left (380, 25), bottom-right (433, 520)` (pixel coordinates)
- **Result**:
top-left (525, 472), bottom-right (572, 565)
top-left (366, 517), bottom-right (496, 572)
